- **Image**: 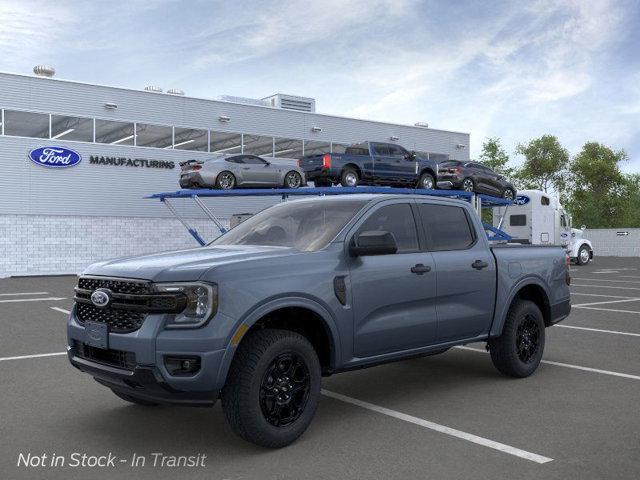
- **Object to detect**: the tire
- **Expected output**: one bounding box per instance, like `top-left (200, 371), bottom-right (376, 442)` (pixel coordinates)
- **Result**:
top-left (340, 168), bottom-right (359, 187)
top-left (215, 171), bottom-right (236, 190)
top-left (417, 172), bottom-right (435, 190)
top-left (461, 178), bottom-right (475, 192)
top-left (313, 179), bottom-right (332, 188)
top-left (502, 188), bottom-right (515, 200)
top-left (576, 245), bottom-right (591, 265)
top-left (284, 171), bottom-right (303, 189)
top-left (111, 389), bottom-right (159, 406)
top-left (221, 329), bottom-right (321, 448)
top-left (488, 299), bottom-right (545, 378)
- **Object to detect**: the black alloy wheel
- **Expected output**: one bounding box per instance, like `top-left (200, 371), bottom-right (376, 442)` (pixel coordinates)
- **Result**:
top-left (285, 171), bottom-right (302, 189)
top-left (515, 315), bottom-right (540, 363)
top-left (259, 353), bottom-right (311, 427)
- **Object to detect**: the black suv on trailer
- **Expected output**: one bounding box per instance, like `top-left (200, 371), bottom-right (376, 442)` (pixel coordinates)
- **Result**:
top-left (438, 160), bottom-right (516, 199)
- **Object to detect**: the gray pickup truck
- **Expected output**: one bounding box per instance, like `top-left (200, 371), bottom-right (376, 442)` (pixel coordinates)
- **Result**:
top-left (67, 194), bottom-right (571, 448)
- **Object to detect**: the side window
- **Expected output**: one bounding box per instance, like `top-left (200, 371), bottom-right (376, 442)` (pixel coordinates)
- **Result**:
top-left (357, 204), bottom-right (419, 253)
top-left (243, 155), bottom-right (268, 165)
top-left (372, 144), bottom-right (390, 156)
top-left (226, 156), bottom-right (244, 164)
top-left (387, 145), bottom-right (404, 157)
top-left (418, 204), bottom-right (475, 251)
top-left (541, 196), bottom-right (550, 206)
top-left (510, 215), bottom-right (527, 226)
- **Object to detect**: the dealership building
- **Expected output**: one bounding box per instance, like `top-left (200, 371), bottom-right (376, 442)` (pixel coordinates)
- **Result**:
top-left (0, 68), bottom-right (470, 276)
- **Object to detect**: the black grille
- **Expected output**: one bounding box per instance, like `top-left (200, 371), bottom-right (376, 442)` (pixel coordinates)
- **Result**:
top-left (78, 277), bottom-right (152, 295)
top-left (76, 303), bottom-right (146, 333)
top-left (74, 341), bottom-right (136, 370)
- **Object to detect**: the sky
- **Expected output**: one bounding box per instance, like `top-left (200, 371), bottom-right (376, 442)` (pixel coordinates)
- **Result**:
top-left (1, 0), bottom-right (639, 171)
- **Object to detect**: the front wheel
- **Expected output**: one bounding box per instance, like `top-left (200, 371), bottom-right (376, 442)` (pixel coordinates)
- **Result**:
top-left (417, 172), bottom-right (435, 189)
top-left (284, 171), bottom-right (303, 189)
top-left (576, 245), bottom-right (591, 265)
top-left (221, 329), bottom-right (321, 448)
top-left (340, 168), bottom-right (359, 187)
top-left (461, 178), bottom-right (475, 192)
top-left (502, 188), bottom-right (515, 200)
top-left (488, 299), bottom-right (545, 378)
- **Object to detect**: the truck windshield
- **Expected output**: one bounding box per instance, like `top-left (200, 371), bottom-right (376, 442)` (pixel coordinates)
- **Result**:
top-left (210, 199), bottom-right (368, 251)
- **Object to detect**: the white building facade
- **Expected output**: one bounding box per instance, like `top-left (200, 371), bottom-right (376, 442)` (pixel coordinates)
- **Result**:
top-left (0, 71), bottom-right (470, 276)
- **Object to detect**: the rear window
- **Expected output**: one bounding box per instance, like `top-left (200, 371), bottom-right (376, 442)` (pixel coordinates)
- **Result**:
top-left (510, 214), bottom-right (527, 226)
top-left (418, 204), bottom-right (475, 251)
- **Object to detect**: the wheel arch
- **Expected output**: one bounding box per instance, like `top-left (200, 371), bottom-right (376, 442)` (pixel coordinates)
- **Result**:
top-left (490, 279), bottom-right (552, 337)
top-left (342, 163), bottom-right (362, 178)
top-left (216, 297), bottom-right (340, 387)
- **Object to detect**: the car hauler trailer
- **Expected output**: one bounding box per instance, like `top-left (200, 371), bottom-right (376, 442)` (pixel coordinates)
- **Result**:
top-left (147, 187), bottom-right (514, 245)
top-left (492, 189), bottom-right (594, 265)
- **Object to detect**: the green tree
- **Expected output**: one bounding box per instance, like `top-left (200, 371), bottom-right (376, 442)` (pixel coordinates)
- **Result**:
top-left (619, 174), bottom-right (640, 227)
top-left (566, 142), bottom-right (628, 228)
top-left (515, 135), bottom-right (569, 193)
top-left (479, 137), bottom-right (514, 177)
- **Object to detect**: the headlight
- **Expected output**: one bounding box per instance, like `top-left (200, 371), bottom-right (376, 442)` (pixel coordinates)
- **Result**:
top-left (155, 282), bottom-right (218, 328)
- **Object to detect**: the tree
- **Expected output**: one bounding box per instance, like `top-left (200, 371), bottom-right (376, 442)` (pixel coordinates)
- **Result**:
top-left (479, 137), bottom-right (514, 177)
top-left (515, 135), bottom-right (569, 193)
top-left (566, 142), bottom-right (628, 228)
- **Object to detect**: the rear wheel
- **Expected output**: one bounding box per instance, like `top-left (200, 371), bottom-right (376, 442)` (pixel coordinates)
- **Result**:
top-left (417, 172), bottom-right (435, 189)
top-left (502, 188), bottom-right (515, 200)
top-left (221, 329), bottom-right (321, 448)
top-left (576, 245), bottom-right (591, 265)
top-left (461, 178), bottom-right (475, 192)
top-left (111, 390), bottom-right (158, 406)
top-left (216, 171), bottom-right (236, 190)
top-left (284, 171), bottom-right (303, 189)
top-left (340, 168), bottom-right (359, 187)
top-left (488, 299), bottom-right (545, 378)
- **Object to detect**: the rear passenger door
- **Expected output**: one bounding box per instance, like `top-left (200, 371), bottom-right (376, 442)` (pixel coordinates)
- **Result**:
top-left (349, 202), bottom-right (438, 357)
top-left (416, 202), bottom-right (496, 341)
top-left (370, 143), bottom-right (394, 182)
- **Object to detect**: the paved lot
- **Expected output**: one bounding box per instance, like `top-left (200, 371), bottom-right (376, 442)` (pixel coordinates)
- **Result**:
top-left (1, 257), bottom-right (639, 479)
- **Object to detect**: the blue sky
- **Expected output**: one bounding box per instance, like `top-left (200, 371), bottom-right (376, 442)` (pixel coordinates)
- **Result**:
top-left (1, 0), bottom-right (639, 171)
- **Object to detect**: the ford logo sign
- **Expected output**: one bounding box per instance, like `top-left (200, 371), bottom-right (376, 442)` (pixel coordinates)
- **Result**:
top-left (28, 146), bottom-right (82, 168)
top-left (90, 288), bottom-right (112, 308)
top-left (514, 195), bottom-right (530, 206)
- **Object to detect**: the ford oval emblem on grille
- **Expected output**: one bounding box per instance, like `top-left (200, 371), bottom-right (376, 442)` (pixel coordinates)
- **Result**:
top-left (90, 288), bottom-right (112, 308)
top-left (28, 146), bottom-right (82, 168)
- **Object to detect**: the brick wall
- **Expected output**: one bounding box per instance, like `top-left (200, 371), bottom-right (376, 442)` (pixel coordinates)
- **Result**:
top-left (0, 215), bottom-right (228, 277)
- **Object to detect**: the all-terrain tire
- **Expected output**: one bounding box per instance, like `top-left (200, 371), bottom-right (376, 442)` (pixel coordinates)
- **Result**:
top-left (221, 329), bottom-right (321, 448)
top-left (489, 299), bottom-right (545, 378)
top-left (111, 390), bottom-right (159, 406)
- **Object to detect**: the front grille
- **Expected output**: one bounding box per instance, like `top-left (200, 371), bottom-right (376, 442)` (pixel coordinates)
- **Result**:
top-left (78, 277), bottom-right (152, 295)
top-left (76, 303), bottom-right (146, 333)
top-left (74, 340), bottom-right (136, 370)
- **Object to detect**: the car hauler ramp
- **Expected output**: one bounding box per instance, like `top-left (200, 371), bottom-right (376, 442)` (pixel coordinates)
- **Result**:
top-left (146, 187), bottom-right (513, 246)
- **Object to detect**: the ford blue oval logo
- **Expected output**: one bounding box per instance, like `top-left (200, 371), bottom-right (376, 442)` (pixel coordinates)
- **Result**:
top-left (28, 146), bottom-right (82, 168)
top-left (514, 195), bottom-right (530, 206)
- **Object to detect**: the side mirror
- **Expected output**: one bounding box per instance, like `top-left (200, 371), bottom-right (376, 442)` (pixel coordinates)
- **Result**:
top-left (404, 152), bottom-right (416, 160)
top-left (581, 224), bottom-right (586, 230)
top-left (350, 230), bottom-right (397, 256)
top-left (264, 161), bottom-right (271, 166)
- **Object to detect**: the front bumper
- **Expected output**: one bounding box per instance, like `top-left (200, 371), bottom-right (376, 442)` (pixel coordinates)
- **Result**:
top-left (67, 307), bottom-right (231, 407)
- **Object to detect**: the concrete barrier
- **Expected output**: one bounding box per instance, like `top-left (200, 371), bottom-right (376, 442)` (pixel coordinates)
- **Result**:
top-left (583, 228), bottom-right (640, 257)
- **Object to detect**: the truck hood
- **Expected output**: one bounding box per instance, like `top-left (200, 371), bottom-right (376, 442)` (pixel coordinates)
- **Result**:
top-left (83, 245), bottom-right (299, 282)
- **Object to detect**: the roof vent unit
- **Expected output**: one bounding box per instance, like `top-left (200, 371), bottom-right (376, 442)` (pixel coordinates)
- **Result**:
top-left (262, 93), bottom-right (316, 113)
top-left (414, 122), bottom-right (429, 128)
top-left (167, 88), bottom-right (185, 96)
top-left (33, 65), bottom-right (55, 78)
top-left (144, 85), bottom-right (163, 93)
top-left (217, 95), bottom-right (270, 107)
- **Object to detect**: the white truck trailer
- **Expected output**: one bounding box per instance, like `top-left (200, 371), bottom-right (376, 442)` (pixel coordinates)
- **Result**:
top-left (493, 189), bottom-right (594, 265)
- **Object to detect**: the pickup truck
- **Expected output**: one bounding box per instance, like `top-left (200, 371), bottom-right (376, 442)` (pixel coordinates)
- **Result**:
top-left (299, 141), bottom-right (439, 189)
top-left (67, 194), bottom-right (571, 448)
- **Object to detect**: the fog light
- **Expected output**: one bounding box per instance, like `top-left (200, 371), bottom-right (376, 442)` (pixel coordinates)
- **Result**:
top-left (164, 356), bottom-right (201, 376)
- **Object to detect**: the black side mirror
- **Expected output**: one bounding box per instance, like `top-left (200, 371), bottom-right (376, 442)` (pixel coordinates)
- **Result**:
top-left (404, 151), bottom-right (416, 160)
top-left (350, 230), bottom-right (398, 256)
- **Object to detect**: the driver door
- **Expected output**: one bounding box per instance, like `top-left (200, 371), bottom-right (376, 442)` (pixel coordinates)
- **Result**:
top-left (242, 155), bottom-right (279, 185)
top-left (348, 201), bottom-right (438, 358)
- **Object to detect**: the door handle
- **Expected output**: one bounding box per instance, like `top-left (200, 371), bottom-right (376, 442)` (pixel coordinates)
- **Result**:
top-left (472, 260), bottom-right (489, 270)
top-left (242, 167), bottom-right (251, 170)
top-left (410, 264), bottom-right (431, 275)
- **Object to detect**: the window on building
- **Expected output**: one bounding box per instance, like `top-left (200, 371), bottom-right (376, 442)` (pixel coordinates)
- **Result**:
top-left (3, 110), bottom-right (49, 138)
top-left (273, 137), bottom-right (303, 159)
top-left (303, 140), bottom-right (331, 156)
top-left (243, 135), bottom-right (274, 156)
top-left (210, 131), bottom-right (242, 154)
top-left (331, 143), bottom-right (349, 154)
top-left (95, 119), bottom-right (135, 145)
top-left (173, 127), bottom-right (208, 151)
top-left (50, 115), bottom-right (93, 142)
top-left (135, 123), bottom-right (173, 148)
top-left (357, 203), bottom-right (419, 253)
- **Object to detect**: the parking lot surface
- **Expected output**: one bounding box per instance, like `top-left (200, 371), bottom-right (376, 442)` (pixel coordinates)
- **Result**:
top-left (1, 257), bottom-right (639, 479)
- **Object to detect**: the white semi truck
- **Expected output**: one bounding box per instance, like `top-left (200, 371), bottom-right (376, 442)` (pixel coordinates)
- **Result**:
top-left (493, 189), bottom-right (594, 265)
